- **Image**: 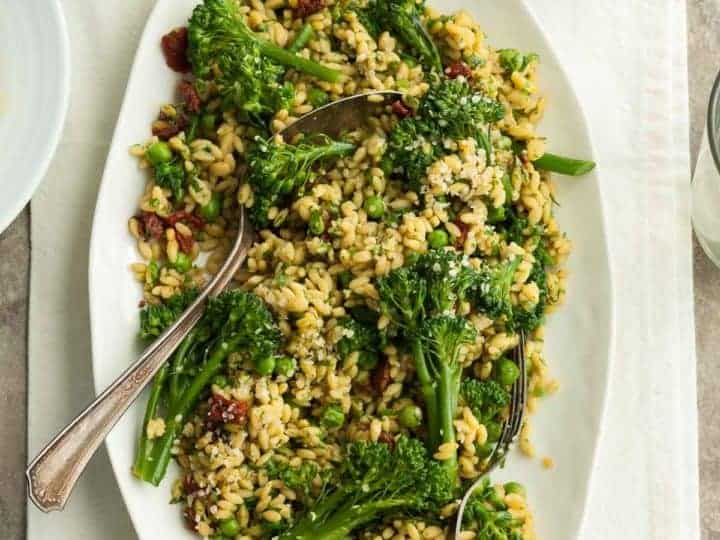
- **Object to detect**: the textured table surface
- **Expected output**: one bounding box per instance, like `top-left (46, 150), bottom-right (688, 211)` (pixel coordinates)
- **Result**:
top-left (2, 2), bottom-right (719, 538)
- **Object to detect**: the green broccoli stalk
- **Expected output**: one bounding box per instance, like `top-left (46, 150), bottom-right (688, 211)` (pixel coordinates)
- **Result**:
top-left (462, 478), bottom-right (527, 540)
top-left (188, 0), bottom-right (342, 83)
top-left (133, 290), bottom-right (281, 485)
top-left (358, 0), bottom-right (442, 72)
top-left (279, 437), bottom-right (453, 540)
top-left (377, 250), bottom-right (477, 485)
top-left (383, 77), bottom-right (504, 189)
top-left (247, 136), bottom-right (355, 227)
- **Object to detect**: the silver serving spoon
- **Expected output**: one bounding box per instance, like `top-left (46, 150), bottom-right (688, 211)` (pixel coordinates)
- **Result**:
top-left (26, 90), bottom-right (402, 513)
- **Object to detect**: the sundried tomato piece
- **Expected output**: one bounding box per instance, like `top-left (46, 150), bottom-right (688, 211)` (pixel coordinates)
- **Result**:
top-left (178, 81), bottom-right (201, 113)
top-left (454, 217), bottom-right (470, 248)
top-left (165, 211), bottom-right (205, 230)
top-left (161, 27), bottom-right (191, 73)
top-left (183, 507), bottom-right (197, 531)
top-left (391, 100), bottom-right (413, 119)
top-left (183, 475), bottom-right (199, 496)
top-left (445, 61), bottom-right (472, 79)
top-left (141, 211), bottom-right (164, 240)
top-left (205, 395), bottom-right (249, 431)
top-left (152, 120), bottom-right (182, 140)
top-left (371, 359), bottom-right (391, 395)
top-left (377, 431), bottom-right (396, 449)
top-left (294, 0), bottom-right (325, 18)
top-left (176, 229), bottom-right (194, 254)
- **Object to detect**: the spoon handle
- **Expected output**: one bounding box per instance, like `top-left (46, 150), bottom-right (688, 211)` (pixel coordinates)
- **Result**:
top-left (26, 210), bottom-right (253, 512)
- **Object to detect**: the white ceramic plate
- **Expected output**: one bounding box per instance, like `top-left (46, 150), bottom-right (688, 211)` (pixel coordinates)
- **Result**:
top-left (89, 1), bottom-right (613, 538)
top-left (0, 0), bottom-right (70, 233)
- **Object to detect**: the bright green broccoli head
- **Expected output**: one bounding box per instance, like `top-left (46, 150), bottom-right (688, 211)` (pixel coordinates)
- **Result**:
top-left (497, 48), bottom-right (539, 74)
top-left (413, 249), bottom-right (476, 314)
top-left (463, 478), bottom-right (526, 540)
top-left (460, 377), bottom-right (510, 423)
top-left (361, 0), bottom-right (442, 72)
top-left (279, 436), bottom-right (454, 540)
top-left (383, 78), bottom-right (505, 188)
top-left (139, 287), bottom-right (199, 340)
top-left (204, 289), bottom-right (281, 365)
top-left (247, 136), bottom-right (355, 227)
top-left (470, 257), bottom-right (521, 323)
top-left (376, 264), bottom-right (427, 334)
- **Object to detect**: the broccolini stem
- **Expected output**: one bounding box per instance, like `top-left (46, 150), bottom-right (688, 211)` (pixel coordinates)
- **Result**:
top-left (168, 329), bottom-right (198, 409)
top-left (533, 152), bottom-right (596, 176)
top-left (257, 38), bottom-right (342, 83)
top-left (281, 498), bottom-right (413, 540)
top-left (132, 363), bottom-right (169, 479)
top-left (288, 23), bottom-right (314, 53)
top-left (437, 363), bottom-right (459, 486)
top-left (142, 334), bottom-right (245, 485)
top-left (301, 141), bottom-right (357, 162)
top-left (411, 339), bottom-right (440, 451)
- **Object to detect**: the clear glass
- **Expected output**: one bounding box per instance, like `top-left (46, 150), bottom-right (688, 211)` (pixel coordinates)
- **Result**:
top-left (692, 70), bottom-right (720, 268)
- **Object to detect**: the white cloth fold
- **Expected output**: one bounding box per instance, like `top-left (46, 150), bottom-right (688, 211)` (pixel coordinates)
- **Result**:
top-left (28, 1), bottom-right (698, 538)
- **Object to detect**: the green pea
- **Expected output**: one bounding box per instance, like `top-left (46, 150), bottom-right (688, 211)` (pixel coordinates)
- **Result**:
top-left (357, 350), bottom-right (379, 371)
top-left (308, 209), bottom-right (325, 235)
top-left (488, 490), bottom-right (507, 510)
top-left (321, 405), bottom-right (345, 429)
top-left (337, 271), bottom-right (352, 289)
top-left (396, 78), bottom-right (409, 90)
top-left (398, 404), bottom-right (422, 429)
top-left (427, 229), bottom-right (449, 249)
top-left (503, 482), bottom-right (526, 497)
top-left (485, 419), bottom-right (502, 442)
top-left (477, 441), bottom-right (495, 458)
top-left (487, 206), bottom-right (506, 225)
top-left (308, 88), bottom-right (330, 108)
top-left (496, 358), bottom-right (521, 387)
top-left (275, 356), bottom-right (297, 377)
top-left (146, 141), bottom-right (173, 165)
top-left (363, 195), bottom-right (385, 219)
top-left (212, 374), bottom-right (229, 388)
top-left (200, 192), bottom-right (223, 222)
top-left (147, 260), bottom-right (160, 285)
top-left (219, 517), bottom-right (241, 537)
top-left (211, 536), bottom-right (228, 540)
top-left (173, 252), bottom-right (192, 273)
top-left (255, 355), bottom-right (276, 376)
top-left (404, 251), bottom-right (420, 266)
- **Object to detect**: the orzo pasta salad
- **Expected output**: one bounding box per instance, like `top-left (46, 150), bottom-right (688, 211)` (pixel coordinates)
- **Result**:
top-left (127, 1), bottom-right (595, 538)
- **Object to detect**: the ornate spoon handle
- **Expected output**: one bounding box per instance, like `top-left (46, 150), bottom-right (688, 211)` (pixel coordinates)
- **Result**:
top-left (26, 211), bottom-right (253, 512)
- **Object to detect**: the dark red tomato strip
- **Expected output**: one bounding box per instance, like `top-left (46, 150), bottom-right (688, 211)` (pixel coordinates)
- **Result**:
top-left (161, 27), bottom-right (191, 73)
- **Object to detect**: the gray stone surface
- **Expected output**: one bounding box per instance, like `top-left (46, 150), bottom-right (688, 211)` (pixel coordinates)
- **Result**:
top-left (689, 2), bottom-right (720, 537)
top-left (1, 2), bottom-right (719, 539)
top-left (0, 209), bottom-right (29, 540)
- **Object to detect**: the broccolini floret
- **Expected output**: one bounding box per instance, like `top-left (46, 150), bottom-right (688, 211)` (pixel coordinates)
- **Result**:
top-left (247, 136), bottom-right (355, 227)
top-left (460, 378), bottom-right (510, 425)
top-left (383, 78), bottom-right (505, 189)
top-left (187, 0), bottom-right (341, 125)
top-left (134, 290), bottom-right (281, 485)
top-left (470, 257), bottom-right (521, 324)
top-left (377, 250), bottom-right (478, 485)
top-left (138, 287), bottom-right (199, 340)
top-left (279, 437), bottom-right (454, 540)
top-left (357, 0), bottom-right (442, 72)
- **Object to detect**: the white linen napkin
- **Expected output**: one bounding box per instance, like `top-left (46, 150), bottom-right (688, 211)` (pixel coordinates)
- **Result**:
top-left (28, 1), bottom-right (698, 539)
